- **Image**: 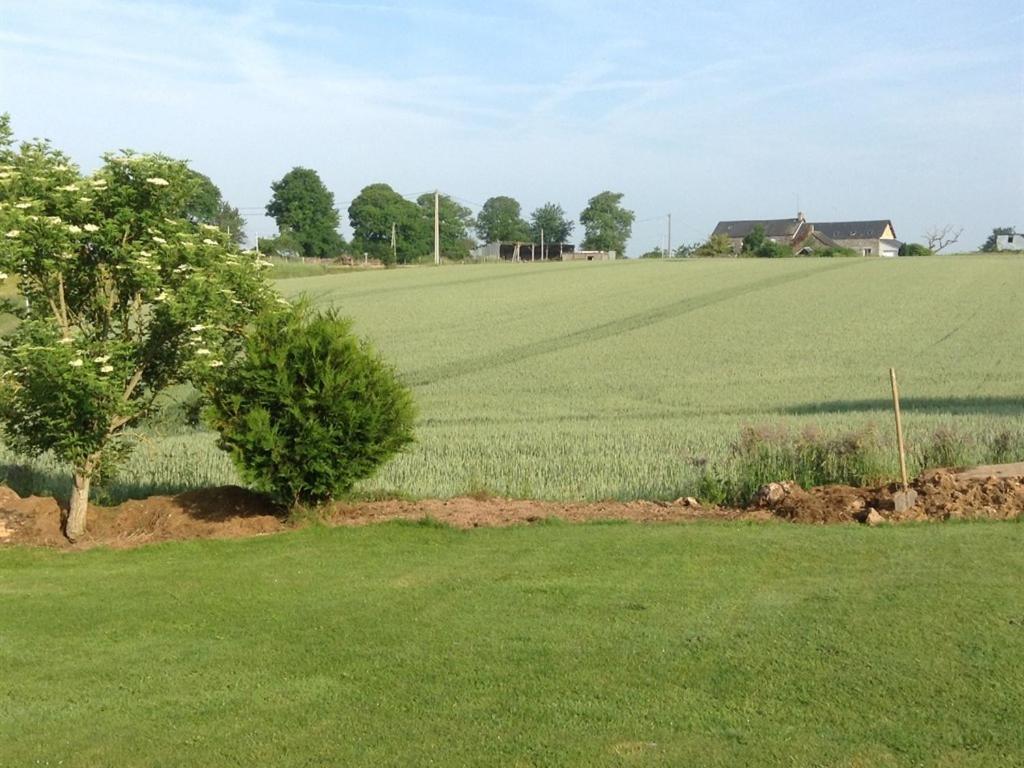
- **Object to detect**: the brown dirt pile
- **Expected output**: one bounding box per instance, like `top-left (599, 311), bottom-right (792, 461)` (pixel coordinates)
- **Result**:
top-left (755, 469), bottom-right (1024, 524)
top-left (0, 486), bottom-right (284, 549)
top-left (0, 466), bottom-right (1021, 549)
top-left (324, 496), bottom-right (762, 528)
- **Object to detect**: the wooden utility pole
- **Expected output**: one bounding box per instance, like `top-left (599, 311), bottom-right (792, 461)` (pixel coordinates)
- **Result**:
top-left (433, 191), bottom-right (440, 265)
top-left (540, 227), bottom-right (545, 261)
top-left (667, 213), bottom-right (672, 258)
top-left (391, 221), bottom-right (397, 263)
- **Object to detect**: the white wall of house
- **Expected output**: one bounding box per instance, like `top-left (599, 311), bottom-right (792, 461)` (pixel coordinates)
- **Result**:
top-left (996, 234), bottom-right (1024, 251)
top-left (879, 239), bottom-right (900, 258)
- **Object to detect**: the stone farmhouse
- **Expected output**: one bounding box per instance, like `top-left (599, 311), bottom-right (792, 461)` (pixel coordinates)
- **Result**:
top-left (712, 213), bottom-right (901, 257)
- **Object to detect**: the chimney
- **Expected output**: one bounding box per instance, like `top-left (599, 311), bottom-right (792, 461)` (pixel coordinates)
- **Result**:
top-left (797, 211), bottom-right (805, 221)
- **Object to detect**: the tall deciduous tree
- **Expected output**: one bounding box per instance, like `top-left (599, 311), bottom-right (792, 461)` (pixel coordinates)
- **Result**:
top-left (693, 234), bottom-right (735, 258)
top-left (266, 167), bottom-right (344, 258)
top-left (417, 193), bottom-right (475, 260)
top-left (529, 202), bottom-right (574, 245)
top-left (741, 224), bottom-right (766, 253)
top-left (580, 191), bottom-right (635, 256)
top-left (0, 116), bottom-right (278, 540)
top-left (185, 170), bottom-right (246, 246)
top-left (475, 196), bottom-right (530, 243)
top-left (348, 183), bottom-right (430, 265)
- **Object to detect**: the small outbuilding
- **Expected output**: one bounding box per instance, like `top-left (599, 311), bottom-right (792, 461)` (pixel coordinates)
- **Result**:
top-left (470, 242), bottom-right (614, 262)
top-left (995, 233), bottom-right (1024, 251)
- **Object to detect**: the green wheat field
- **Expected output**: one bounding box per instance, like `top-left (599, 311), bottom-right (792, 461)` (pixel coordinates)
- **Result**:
top-left (3, 254), bottom-right (1023, 502)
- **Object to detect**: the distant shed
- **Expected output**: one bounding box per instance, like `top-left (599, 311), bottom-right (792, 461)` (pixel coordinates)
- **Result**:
top-left (471, 242), bottom-right (579, 261)
top-left (562, 249), bottom-right (616, 261)
top-left (995, 233), bottom-right (1024, 251)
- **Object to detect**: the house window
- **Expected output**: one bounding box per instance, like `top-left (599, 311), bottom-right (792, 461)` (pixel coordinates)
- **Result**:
top-left (863, 248), bottom-right (872, 256)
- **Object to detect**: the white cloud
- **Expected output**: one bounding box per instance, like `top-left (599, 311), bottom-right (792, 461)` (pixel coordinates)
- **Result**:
top-left (1, 0), bottom-right (1021, 251)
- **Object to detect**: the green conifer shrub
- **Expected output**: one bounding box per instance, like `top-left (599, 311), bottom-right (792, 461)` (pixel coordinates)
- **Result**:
top-left (205, 305), bottom-right (415, 506)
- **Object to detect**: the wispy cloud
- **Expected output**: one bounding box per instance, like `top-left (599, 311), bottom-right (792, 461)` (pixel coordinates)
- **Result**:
top-left (1, 0), bottom-right (1020, 250)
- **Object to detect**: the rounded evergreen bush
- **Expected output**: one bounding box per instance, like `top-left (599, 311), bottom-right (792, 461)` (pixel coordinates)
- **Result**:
top-left (204, 304), bottom-right (415, 505)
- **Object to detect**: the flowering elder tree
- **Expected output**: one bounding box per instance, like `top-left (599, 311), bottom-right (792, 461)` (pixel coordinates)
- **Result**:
top-left (0, 118), bottom-right (279, 541)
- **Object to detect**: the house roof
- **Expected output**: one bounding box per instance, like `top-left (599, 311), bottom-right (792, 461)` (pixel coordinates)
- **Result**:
top-left (812, 220), bottom-right (894, 240)
top-left (712, 218), bottom-right (804, 239)
top-left (793, 228), bottom-right (840, 251)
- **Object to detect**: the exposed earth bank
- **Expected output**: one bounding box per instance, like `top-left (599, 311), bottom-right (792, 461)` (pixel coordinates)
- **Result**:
top-left (1, 465), bottom-right (1022, 549)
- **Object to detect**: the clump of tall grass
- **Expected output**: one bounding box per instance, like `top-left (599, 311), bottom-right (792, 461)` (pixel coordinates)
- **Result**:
top-left (908, 425), bottom-right (1024, 470)
top-left (695, 424), bottom-right (1024, 506)
top-left (988, 430), bottom-right (1024, 464)
top-left (910, 425), bottom-right (974, 471)
top-left (696, 425), bottom-right (892, 506)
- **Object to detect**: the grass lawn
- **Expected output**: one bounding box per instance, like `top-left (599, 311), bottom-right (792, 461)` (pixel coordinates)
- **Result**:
top-left (2, 521), bottom-right (1022, 766)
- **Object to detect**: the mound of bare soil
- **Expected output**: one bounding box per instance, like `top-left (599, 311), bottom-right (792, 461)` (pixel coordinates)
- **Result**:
top-left (1, 465), bottom-right (1021, 549)
top-left (324, 496), bottom-right (764, 529)
top-left (0, 486), bottom-right (285, 549)
top-left (754, 468), bottom-right (1024, 524)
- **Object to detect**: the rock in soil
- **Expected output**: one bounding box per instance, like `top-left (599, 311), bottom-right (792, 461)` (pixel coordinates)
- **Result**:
top-left (865, 509), bottom-right (885, 526)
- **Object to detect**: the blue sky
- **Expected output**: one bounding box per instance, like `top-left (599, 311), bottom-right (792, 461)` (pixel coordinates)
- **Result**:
top-left (2, 0), bottom-right (1022, 253)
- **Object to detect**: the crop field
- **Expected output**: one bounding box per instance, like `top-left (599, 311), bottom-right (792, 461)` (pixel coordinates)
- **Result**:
top-left (2, 255), bottom-right (1023, 502)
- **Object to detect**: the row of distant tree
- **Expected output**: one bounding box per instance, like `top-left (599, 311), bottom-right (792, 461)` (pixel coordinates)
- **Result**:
top-left (201, 166), bottom-right (636, 264)
top-left (189, 166), bottom-right (1016, 263)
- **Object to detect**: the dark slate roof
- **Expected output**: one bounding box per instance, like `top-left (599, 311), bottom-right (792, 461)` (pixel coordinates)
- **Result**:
top-left (812, 220), bottom-right (893, 240)
top-left (712, 218), bottom-right (803, 238)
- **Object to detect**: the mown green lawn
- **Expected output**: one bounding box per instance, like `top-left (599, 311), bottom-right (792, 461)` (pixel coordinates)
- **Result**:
top-left (3, 521), bottom-right (1022, 766)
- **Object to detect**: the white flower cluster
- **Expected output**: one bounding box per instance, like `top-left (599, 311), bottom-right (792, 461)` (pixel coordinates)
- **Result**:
top-left (145, 177), bottom-right (170, 187)
top-left (66, 353), bottom-right (116, 375)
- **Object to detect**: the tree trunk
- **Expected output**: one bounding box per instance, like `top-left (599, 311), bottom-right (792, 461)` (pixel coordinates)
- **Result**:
top-left (65, 471), bottom-right (91, 543)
